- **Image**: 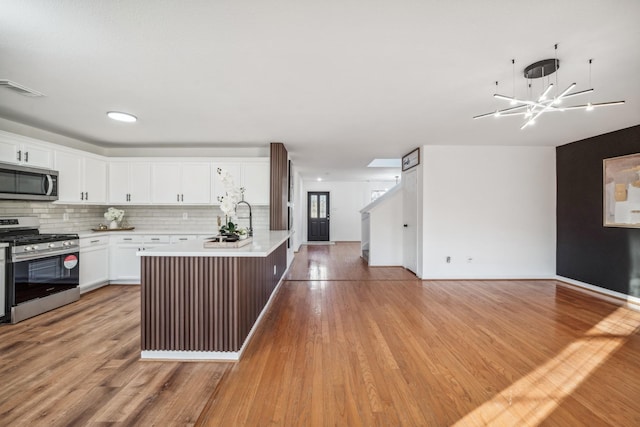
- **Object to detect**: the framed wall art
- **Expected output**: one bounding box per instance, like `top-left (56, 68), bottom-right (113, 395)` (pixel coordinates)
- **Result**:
top-left (402, 148), bottom-right (420, 171)
top-left (603, 153), bottom-right (640, 227)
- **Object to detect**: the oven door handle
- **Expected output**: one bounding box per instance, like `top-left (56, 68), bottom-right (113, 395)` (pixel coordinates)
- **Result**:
top-left (11, 248), bottom-right (79, 263)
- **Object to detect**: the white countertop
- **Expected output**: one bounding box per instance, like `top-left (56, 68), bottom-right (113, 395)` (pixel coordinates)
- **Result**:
top-left (137, 230), bottom-right (291, 257)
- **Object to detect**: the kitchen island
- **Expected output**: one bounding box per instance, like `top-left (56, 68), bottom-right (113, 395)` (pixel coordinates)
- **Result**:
top-left (138, 230), bottom-right (290, 361)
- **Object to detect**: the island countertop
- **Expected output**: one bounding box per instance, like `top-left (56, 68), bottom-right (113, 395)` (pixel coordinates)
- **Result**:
top-left (137, 230), bottom-right (291, 257)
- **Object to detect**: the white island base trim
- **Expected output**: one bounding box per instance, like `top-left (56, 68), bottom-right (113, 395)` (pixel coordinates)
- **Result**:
top-left (140, 265), bottom-right (289, 362)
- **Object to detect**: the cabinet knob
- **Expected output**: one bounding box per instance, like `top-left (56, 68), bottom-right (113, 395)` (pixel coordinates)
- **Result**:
top-left (403, 224), bottom-right (408, 227)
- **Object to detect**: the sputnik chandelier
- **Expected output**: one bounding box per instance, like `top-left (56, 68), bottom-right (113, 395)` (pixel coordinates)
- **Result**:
top-left (473, 44), bottom-right (625, 129)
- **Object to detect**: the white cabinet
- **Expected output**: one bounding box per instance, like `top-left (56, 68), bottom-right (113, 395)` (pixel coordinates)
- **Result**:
top-left (151, 162), bottom-right (210, 204)
top-left (55, 150), bottom-right (107, 203)
top-left (109, 234), bottom-right (171, 284)
top-left (79, 235), bottom-right (109, 292)
top-left (242, 161), bottom-right (270, 205)
top-left (213, 160), bottom-right (270, 205)
top-left (0, 130), bottom-right (52, 168)
top-left (108, 161), bottom-right (152, 204)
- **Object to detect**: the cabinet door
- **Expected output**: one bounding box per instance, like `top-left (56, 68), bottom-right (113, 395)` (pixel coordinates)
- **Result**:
top-left (83, 157), bottom-right (107, 203)
top-left (23, 144), bottom-right (52, 168)
top-left (212, 163), bottom-right (241, 204)
top-left (181, 163), bottom-right (210, 204)
top-left (80, 246), bottom-right (109, 291)
top-left (0, 137), bottom-right (19, 164)
top-left (151, 163), bottom-right (181, 204)
top-left (55, 151), bottom-right (83, 202)
top-left (108, 162), bottom-right (130, 203)
top-left (129, 162), bottom-right (152, 203)
top-left (109, 244), bottom-right (141, 282)
top-left (242, 161), bottom-right (270, 205)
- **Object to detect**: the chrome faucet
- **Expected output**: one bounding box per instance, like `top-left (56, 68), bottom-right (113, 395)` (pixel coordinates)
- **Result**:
top-left (235, 189), bottom-right (253, 236)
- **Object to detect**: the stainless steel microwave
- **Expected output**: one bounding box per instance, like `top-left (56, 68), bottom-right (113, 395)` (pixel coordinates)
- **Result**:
top-left (0, 162), bottom-right (58, 201)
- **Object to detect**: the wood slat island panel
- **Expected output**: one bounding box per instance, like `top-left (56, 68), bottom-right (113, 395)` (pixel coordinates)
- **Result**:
top-left (140, 241), bottom-right (287, 360)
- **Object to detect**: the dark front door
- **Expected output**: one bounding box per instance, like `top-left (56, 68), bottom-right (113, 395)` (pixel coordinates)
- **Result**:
top-left (307, 192), bottom-right (330, 241)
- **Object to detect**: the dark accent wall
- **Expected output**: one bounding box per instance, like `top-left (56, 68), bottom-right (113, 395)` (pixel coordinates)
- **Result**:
top-left (270, 142), bottom-right (288, 230)
top-left (557, 124), bottom-right (640, 296)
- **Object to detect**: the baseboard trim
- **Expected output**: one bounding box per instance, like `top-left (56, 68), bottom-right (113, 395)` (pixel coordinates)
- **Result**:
top-left (555, 275), bottom-right (640, 312)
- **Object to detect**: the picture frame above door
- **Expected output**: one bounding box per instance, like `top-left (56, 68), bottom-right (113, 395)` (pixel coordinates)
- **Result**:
top-left (402, 148), bottom-right (420, 171)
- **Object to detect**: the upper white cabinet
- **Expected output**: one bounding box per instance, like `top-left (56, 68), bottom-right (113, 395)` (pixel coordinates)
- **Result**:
top-left (0, 130), bottom-right (52, 168)
top-left (213, 159), bottom-right (270, 205)
top-left (151, 162), bottom-right (211, 204)
top-left (109, 161), bottom-right (152, 204)
top-left (242, 160), bottom-right (270, 205)
top-left (55, 150), bottom-right (107, 204)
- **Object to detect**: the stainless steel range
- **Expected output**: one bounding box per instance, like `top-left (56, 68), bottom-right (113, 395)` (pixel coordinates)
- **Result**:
top-left (0, 216), bottom-right (80, 324)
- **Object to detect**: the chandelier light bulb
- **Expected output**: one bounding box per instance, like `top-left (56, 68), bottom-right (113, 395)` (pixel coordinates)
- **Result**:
top-left (586, 102), bottom-right (594, 111)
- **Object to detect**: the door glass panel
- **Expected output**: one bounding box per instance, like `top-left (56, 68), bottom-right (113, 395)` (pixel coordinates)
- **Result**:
top-left (319, 195), bottom-right (327, 218)
top-left (310, 195), bottom-right (318, 218)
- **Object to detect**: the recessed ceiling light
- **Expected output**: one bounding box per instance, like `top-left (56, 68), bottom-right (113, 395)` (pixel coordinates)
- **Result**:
top-left (317, 177), bottom-right (322, 182)
top-left (107, 111), bottom-right (137, 123)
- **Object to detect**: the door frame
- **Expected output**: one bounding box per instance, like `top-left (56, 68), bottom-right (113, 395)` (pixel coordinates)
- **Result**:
top-left (307, 191), bottom-right (330, 241)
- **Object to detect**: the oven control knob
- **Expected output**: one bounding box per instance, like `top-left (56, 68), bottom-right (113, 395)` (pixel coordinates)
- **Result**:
top-left (25, 246), bottom-right (32, 251)
top-left (33, 245), bottom-right (39, 250)
top-left (49, 243), bottom-right (56, 248)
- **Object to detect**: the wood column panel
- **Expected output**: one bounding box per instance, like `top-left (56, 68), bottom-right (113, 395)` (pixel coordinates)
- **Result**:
top-left (270, 142), bottom-right (288, 230)
top-left (140, 242), bottom-right (287, 354)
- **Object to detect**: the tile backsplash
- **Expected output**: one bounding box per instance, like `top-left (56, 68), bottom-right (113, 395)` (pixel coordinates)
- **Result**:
top-left (0, 201), bottom-right (269, 233)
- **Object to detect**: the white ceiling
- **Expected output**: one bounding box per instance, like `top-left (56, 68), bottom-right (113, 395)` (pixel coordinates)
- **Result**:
top-left (1, 0), bottom-right (639, 181)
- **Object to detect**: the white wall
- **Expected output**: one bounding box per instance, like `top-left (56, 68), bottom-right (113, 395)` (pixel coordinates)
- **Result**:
top-left (367, 186), bottom-right (404, 266)
top-left (422, 145), bottom-right (556, 279)
top-left (301, 180), bottom-right (396, 242)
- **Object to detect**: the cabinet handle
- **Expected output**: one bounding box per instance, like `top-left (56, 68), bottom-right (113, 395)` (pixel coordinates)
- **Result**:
top-left (80, 192), bottom-right (84, 200)
top-left (177, 194), bottom-right (180, 202)
top-left (123, 238), bottom-right (133, 241)
top-left (17, 150), bottom-right (21, 162)
top-left (90, 239), bottom-right (100, 243)
top-left (25, 151), bottom-right (29, 162)
top-left (85, 192), bottom-right (88, 200)
top-left (181, 194), bottom-right (184, 202)
top-left (179, 238), bottom-right (187, 240)
top-left (150, 238), bottom-right (160, 241)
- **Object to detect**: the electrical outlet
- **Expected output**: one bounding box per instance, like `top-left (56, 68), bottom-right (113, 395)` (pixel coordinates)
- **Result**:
top-left (446, 256), bottom-right (451, 263)
top-left (63, 213), bottom-right (69, 221)
top-left (467, 257), bottom-right (473, 263)
top-left (182, 212), bottom-right (188, 220)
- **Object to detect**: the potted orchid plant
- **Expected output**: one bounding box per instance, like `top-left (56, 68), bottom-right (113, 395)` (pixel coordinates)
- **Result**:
top-left (217, 168), bottom-right (245, 238)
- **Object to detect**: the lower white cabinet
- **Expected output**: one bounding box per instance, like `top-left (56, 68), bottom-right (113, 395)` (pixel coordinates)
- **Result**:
top-left (79, 235), bottom-right (110, 293)
top-left (109, 235), bottom-right (171, 284)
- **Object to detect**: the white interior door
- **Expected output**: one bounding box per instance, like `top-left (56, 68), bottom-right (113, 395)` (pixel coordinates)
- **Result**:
top-left (402, 169), bottom-right (418, 273)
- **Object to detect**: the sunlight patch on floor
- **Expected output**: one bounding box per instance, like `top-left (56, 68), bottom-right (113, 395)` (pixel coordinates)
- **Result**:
top-left (453, 307), bottom-right (640, 426)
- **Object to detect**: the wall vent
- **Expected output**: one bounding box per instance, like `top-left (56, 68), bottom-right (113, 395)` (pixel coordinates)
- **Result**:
top-left (0, 80), bottom-right (45, 97)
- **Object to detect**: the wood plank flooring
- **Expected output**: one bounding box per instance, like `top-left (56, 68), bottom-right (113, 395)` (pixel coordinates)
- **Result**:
top-left (2, 242), bottom-right (639, 426)
top-left (197, 243), bottom-right (640, 426)
top-left (0, 285), bottom-right (231, 426)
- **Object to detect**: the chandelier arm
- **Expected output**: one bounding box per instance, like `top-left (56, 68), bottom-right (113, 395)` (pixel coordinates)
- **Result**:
top-left (472, 104), bottom-right (529, 119)
top-left (560, 101), bottom-right (625, 110)
top-left (560, 88), bottom-right (594, 99)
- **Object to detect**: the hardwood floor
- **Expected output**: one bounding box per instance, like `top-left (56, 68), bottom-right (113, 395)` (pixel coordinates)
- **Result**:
top-left (2, 242), bottom-right (639, 426)
top-left (197, 243), bottom-right (640, 426)
top-left (0, 285), bottom-right (231, 426)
